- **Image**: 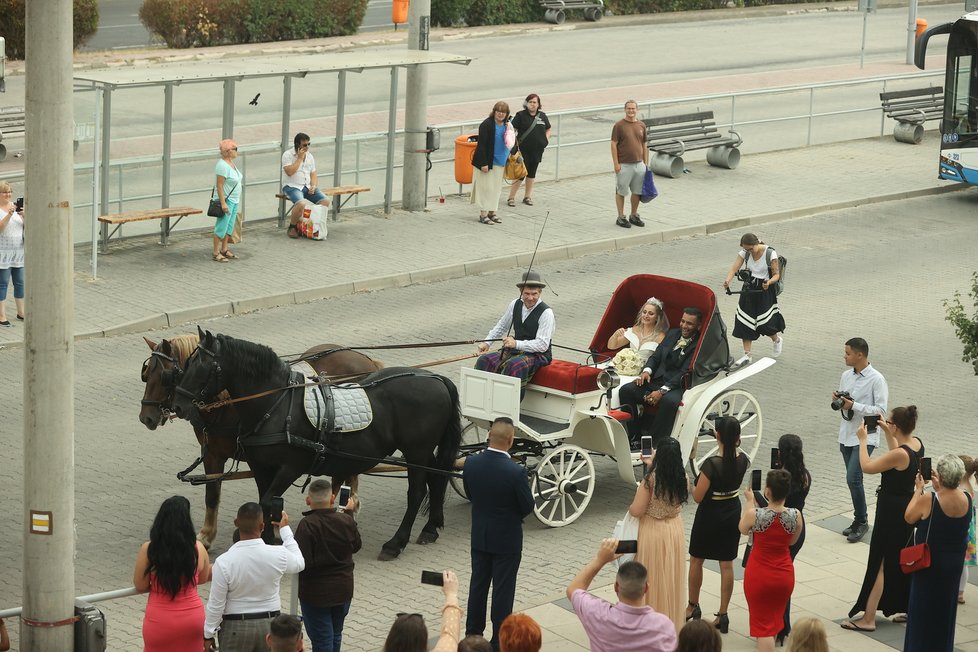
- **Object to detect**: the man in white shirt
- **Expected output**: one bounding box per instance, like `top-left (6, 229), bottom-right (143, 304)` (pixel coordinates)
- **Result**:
top-left (204, 502), bottom-right (306, 652)
top-left (475, 271), bottom-right (555, 398)
top-left (834, 337), bottom-right (888, 543)
top-left (282, 132), bottom-right (330, 238)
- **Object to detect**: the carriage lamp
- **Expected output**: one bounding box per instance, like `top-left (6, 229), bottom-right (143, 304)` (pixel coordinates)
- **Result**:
top-left (597, 368), bottom-right (620, 392)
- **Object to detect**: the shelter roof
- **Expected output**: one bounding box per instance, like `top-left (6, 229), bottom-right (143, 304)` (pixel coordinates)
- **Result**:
top-left (73, 49), bottom-right (471, 89)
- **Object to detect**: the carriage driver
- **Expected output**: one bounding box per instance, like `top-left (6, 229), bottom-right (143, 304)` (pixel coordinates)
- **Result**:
top-left (475, 271), bottom-right (555, 397)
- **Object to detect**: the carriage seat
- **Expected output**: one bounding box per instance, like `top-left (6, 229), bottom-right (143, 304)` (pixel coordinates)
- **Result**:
top-left (528, 360), bottom-right (601, 394)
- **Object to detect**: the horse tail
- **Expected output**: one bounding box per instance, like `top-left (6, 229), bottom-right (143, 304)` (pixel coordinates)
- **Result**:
top-left (435, 375), bottom-right (463, 472)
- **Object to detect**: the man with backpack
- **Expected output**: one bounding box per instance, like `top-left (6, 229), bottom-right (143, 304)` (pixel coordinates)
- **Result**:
top-left (722, 233), bottom-right (786, 367)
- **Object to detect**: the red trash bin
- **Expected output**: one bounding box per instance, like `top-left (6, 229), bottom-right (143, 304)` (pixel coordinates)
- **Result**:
top-left (454, 134), bottom-right (478, 184)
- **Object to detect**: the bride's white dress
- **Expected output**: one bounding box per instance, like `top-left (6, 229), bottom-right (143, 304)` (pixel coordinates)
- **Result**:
top-left (604, 328), bottom-right (658, 408)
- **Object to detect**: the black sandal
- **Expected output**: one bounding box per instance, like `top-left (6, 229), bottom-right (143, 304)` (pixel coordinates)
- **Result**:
top-left (479, 215), bottom-right (494, 225)
top-left (487, 212), bottom-right (502, 224)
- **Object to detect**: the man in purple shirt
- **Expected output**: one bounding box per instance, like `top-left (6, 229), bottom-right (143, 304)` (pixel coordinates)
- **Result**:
top-left (566, 539), bottom-right (676, 652)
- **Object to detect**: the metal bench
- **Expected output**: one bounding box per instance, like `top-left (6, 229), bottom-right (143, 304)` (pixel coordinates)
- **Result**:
top-left (643, 110), bottom-right (742, 178)
top-left (275, 184), bottom-right (370, 225)
top-left (538, 0), bottom-right (603, 24)
top-left (0, 106), bottom-right (26, 162)
top-left (97, 206), bottom-right (203, 254)
top-left (879, 86), bottom-right (943, 144)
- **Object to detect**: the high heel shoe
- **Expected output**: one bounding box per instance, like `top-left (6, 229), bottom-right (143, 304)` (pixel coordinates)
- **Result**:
top-left (685, 602), bottom-right (701, 621)
top-left (713, 612), bottom-right (729, 634)
top-left (776, 631), bottom-right (787, 647)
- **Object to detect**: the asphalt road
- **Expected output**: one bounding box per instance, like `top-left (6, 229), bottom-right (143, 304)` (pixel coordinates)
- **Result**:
top-left (2, 191), bottom-right (977, 649)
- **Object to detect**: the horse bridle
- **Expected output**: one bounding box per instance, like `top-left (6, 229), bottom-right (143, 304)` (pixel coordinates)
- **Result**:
top-left (140, 349), bottom-right (184, 411)
top-left (174, 342), bottom-right (224, 407)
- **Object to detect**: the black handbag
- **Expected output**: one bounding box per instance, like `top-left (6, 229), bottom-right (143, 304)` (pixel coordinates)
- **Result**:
top-left (207, 180), bottom-right (237, 218)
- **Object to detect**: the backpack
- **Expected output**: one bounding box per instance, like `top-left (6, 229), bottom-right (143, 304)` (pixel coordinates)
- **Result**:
top-left (764, 246), bottom-right (787, 296)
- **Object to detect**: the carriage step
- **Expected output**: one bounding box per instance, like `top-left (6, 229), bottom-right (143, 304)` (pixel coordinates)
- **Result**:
top-left (519, 414), bottom-right (570, 435)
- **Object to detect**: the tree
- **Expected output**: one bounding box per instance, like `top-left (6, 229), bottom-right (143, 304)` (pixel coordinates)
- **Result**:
top-left (944, 271), bottom-right (978, 376)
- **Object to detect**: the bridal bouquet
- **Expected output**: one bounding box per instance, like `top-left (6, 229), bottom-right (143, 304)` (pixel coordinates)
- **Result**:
top-left (611, 348), bottom-right (644, 376)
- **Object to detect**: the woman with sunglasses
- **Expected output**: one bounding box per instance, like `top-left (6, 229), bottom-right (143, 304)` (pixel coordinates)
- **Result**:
top-left (383, 570), bottom-right (462, 651)
top-left (0, 181), bottom-right (25, 327)
top-left (212, 139), bottom-right (242, 262)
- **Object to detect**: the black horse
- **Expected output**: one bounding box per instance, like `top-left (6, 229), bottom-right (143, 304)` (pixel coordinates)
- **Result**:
top-left (171, 328), bottom-right (462, 561)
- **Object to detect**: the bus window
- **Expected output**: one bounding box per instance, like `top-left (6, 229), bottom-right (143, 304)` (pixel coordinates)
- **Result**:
top-left (946, 54), bottom-right (977, 134)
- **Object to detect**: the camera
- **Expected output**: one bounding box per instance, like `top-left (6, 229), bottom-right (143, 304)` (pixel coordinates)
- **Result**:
top-left (735, 269), bottom-right (751, 283)
top-left (831, 391), bottom-right (852, 411)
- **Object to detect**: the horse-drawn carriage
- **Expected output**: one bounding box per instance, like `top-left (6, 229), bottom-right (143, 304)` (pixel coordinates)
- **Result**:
top-left (456, 274), bottom-right (775, 527)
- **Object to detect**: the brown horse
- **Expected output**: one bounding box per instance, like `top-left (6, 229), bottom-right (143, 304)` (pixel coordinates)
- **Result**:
top-left (138, 335), bottom-right (383, 548)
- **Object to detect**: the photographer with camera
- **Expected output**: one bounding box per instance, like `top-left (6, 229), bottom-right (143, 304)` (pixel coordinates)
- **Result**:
top-left (722, 233), bottom-right (785, 367)
top-left (834, 337), bottom-right (888, 543)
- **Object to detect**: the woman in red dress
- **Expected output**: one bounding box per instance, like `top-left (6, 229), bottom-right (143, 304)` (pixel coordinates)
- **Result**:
top-left (739, 470), bottom-right (804, 652)
top-left (133, 496), bottom-right (211, 651)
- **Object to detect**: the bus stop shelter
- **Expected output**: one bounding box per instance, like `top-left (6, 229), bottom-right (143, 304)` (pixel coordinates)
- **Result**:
top-left (72, 49), bottom-right (472, 276)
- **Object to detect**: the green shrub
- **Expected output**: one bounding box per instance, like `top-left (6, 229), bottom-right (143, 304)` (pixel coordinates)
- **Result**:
top-left (431, 0), bottom-right (472, 26)
top-left (139, 0), bottom-right (367, 48)
top-left (465, 0), bottom-right (545, 26)
top-left (0, 0), bottom-right (99, 59)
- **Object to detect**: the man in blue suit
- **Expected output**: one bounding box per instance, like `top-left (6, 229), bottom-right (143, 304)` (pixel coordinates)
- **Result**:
top-left (464, 416), bottom-right (535, 651)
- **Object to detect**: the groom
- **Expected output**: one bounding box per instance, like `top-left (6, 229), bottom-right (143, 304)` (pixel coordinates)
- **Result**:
top-left (617, 307), bottom-right (703, 447)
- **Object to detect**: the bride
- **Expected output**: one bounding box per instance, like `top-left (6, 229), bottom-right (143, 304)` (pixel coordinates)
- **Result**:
top-left (605, 297), bottom-right (669, 407)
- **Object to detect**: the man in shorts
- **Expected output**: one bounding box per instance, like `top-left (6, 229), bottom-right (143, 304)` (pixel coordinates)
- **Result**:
top-left (282, 132), bottom-right (331, 238)
top-left (610, 100), bottom-right (648, 229)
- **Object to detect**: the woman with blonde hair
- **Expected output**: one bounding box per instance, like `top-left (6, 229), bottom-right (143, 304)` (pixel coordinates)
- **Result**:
top-left (0, 181), bottom-right (25, 327)
top-left (212, 139), bottom-right (242, 262)
top-left (787, 617), bottom-right (828, 652)
top-left (606, 297), bottom-right (669, 407)
top-left (471, 101), bottom-right (513, 225)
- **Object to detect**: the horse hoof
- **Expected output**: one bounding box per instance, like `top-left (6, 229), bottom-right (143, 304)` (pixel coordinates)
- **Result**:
top-left (416, 531), bottom-right (439, 545)
top-left (377, 548), bottom-right (402, 561)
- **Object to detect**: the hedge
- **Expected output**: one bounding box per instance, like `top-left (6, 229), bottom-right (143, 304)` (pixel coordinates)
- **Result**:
top-left (139, 0), bottom-right (368, 49)
top-left (0, 0), bottom-right (99, 59)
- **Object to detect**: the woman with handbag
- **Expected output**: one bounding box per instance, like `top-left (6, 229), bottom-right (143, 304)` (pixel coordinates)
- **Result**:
top-left (211, 139), bottom-right (242, 262)
top-left (722, 232), bottom-right (785, 367)
top-left (471, 101), bottom-right (513, 225)
top-left (904, 455), bottom-right (972, 651)
top-left (628, 437), bottom-right (689, 632)
top-left (506, 94), bottom-right (551, 208)
top-left (842, 406), bottom-right (923, 633)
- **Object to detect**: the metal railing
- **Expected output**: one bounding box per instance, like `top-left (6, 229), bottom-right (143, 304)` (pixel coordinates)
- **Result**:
top-left (0, 69), bottom-right (943, 243)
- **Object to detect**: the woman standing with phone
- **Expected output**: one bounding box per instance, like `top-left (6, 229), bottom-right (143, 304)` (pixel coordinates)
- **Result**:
top-left (628, 437), bottom-right (689, 631)
top-left (687, 416), bottom-right (750, 633)
top-left (0, 182), bottom-right (25, 327)
top-left (842, 406), bottom-right (923, 632)
top-left (772, 434), bottom-right (811, 646)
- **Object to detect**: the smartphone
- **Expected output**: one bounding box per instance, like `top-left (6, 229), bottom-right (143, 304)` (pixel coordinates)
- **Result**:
top-left (338, 484), bottom-right (352, 508)
top-left (863, 414), bottom-right (881, 433)
top-left (14, 197), bottom-right (23, 211)
top-left (641, 436), bottom-right (653, 457)
top-left (269, 495), bottom-right (284, 523)
top-left (420, 570), bottom-right (444, 586)
top-left (615, 540), bottom-right (638, 554)
top-left (751, 469), bottom-right (762, 491)
top-left (920, 457), bottom-right (932, 481)
top-left (770, 447), bottom-right (781, 470)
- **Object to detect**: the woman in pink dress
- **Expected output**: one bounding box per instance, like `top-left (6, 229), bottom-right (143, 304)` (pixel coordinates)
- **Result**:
top-left (133, 496), bottom-right (211, 651)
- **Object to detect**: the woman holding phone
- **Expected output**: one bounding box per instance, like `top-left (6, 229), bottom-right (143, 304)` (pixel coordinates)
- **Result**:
top-left (629, 437), bottom-right (689, 631)
top-left (773, 434), bottom-right (811, 646)
top-left (842, 405), bottom-right (923, 632)
top-left (687, 416), bottom-right (750, 633)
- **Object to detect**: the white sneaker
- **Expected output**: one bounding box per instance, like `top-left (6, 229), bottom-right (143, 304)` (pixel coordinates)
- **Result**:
top-left (773, 336), bottom-right (784, 357)
top-left (733, 354), bottom-right (752, 368)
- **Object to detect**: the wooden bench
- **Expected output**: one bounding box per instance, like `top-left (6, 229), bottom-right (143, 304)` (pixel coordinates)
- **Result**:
top-left (275, 184), bottom-right (370, 225)
top-left (97, 206), bottom-right (203, 254)
top-left (538, 0), bottom-right (603, 23)
top-left (880, 86), bottom-right (943, 144)
top-left (643, 110), bottom-right (743, 178)
top-left (0, 106), bottom-right (26, 162)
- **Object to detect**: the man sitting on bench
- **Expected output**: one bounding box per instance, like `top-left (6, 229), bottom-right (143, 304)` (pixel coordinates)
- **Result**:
top-left (282, 132), bottom-right (330, 239)
top-left (475, 271), bottom-right (555, 399)
top-left (618, 307), bottom-right (703, 449)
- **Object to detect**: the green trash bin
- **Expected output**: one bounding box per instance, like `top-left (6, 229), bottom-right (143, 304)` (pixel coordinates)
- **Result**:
top-left (454, 134), bottom-right (478, 184)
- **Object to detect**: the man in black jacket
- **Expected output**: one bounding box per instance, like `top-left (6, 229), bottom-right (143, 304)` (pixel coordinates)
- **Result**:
top-left (464, 417), bottom-right (536, 651)
top-left (293, 479), bottom-right (362, 652)
top-left (618, 307), bottom-right (703, 447)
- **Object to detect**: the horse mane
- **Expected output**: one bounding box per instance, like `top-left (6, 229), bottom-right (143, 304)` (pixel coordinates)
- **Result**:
top-left (215, 334), bottom-right (288, 383)
top-left (166, 334), bottom-right (200, 366)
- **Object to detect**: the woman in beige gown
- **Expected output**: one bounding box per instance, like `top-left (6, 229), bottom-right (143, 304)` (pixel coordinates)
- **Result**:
top-left (629, 436), bottom-right (689, 631)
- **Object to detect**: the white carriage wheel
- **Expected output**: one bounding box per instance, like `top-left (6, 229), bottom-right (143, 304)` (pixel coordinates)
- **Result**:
top-left (531, 445), bottom-right (595, 527)
top-left (691, 389), bottom-right (763, 475)
top-left (450, 421), bottom-right (487, 500)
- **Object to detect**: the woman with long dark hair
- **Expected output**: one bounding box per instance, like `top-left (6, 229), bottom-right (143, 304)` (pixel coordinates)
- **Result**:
top-left (722, 232), bottom-right (785, 366)
top-left (687, 416), bottom-right (750, 634)
top-left (133, 495), bottom-right (211, 651)
top-left (843, 405), bottom-right (923, 633)
top-left (506, 93), bottom-right (551, 208)
top-left (776, 434), bottom-right (812, 645)
top-left (629, 436), bottom-right (689, 631)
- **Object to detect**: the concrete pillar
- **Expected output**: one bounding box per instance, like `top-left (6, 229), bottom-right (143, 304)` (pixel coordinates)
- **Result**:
top-left (21, 0), bottom-right (76, 647)
top-left (401, 0), bottom-right (431, 211)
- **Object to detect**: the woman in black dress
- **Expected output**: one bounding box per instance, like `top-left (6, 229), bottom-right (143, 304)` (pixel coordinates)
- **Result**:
top-left (687, 416), bottom-right (750, 634)
top-left (842, 405), bottom-right (923, 632)
top-left (904, 454), bottom-right (972, 652)
top-left (775, 434), bottom-right (811, 646)
top-left (722, 233), bottom-right (785, 367)
top-left (506, 93), bottom-right (551, 208)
